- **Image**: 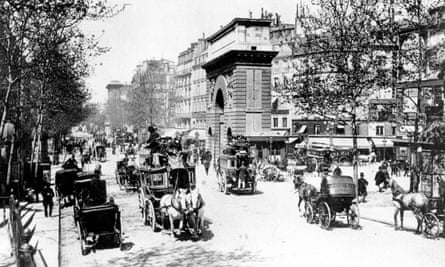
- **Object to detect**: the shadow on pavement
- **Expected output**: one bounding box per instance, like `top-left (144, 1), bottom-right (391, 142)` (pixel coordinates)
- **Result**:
top-left (106, 243), bottom-right (264, 267)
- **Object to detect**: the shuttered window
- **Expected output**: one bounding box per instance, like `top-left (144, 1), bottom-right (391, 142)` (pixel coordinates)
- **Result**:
top-left (246, 69), bottom-right (262, 109)
top-left (246, 113), bottom-right (262, 134)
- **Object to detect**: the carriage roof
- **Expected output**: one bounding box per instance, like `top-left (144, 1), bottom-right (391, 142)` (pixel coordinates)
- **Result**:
top-left (325, 175), bottom-right (354, 185)
top-left (321, 175), bottom-right (355, 198)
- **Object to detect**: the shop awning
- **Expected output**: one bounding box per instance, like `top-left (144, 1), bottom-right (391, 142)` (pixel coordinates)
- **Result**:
top-left (307, 137), bottom-right (371, 149)
top-left (288, 137), bottom-right (300, 143)
top-left (297, 125), bottom-right (307, 134)
top-left (187, 129), bottom-right (207, 139)
top-left (373, 139), bottom-right (393, 148)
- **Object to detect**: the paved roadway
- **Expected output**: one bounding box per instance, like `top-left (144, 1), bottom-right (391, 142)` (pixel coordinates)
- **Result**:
top-left (60, 150), bottom-right (445, 267)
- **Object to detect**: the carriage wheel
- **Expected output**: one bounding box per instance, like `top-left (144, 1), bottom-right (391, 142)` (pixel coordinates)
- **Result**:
top-left (318, 202), bottom-right (331, 230)
top-left (422, 213), bottom-right (441, 239)
top-left (147, 201), bottom-right (157, 232)
top-left (348, 204), bottom-right (360, 229)
top-left (305, 202), bottom-right (314, 224)
top-left (78, 226), bottom-right (87, 255)
top-left (142, 202), bottom-right (149, 225)
top-left (330, 212), bottom-right (336, 223)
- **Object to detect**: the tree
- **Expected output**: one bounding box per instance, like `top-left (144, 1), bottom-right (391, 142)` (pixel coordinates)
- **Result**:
top-left (0, 0), bottom-right (117, 191)
top-left (126, 60), bottom-right (167, 130)
top-left (388, 0), bottom-right (445, 165)
top-left (295, 0), bottom-right (396, 190)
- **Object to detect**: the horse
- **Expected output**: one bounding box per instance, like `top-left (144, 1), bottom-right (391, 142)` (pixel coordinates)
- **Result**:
top-left (389, 178), bottom-right (429, 233)
top-left (188, 187), bottom-right (205, 235)
top-left (160, 190), bottom-right (188, 236)
top-left (293, 176), bottom-right (318, 214)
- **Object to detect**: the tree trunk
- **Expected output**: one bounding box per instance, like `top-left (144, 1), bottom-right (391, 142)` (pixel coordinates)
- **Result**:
top-left (6, 135), bottom-right (15, 185)
top-left (352, 106), bottom-right (359, 200)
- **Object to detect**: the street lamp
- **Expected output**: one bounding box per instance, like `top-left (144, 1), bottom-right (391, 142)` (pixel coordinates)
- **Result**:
top-left (382, 138), bottom-right (387, 162)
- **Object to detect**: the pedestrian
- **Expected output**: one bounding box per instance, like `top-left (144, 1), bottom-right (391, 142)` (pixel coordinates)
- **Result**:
top-left (375, 166), bottom-right (388, 192)
top-left (94, 162), bottom-right (102, 178)
top-left (237, 161), bottom-right (249, 189)
top-left (403, 163), bottom-right (410, 177)
top-left (333, 165), bottom-right (342, 176)
top-left (410, 166), bottom-right (419, 193)
top-left (203, 150), bottom-right (211, 176)
top-left (42, 183), bottom-right (54, 217)
top-left (358, 172), bottom-right (369, 202)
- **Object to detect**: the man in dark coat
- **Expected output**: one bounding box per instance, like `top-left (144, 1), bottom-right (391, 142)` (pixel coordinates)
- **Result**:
top-left (333, 166), bottom-right (342, 176)
top-left (203, 149), bottom-right (212, 176)
top-left (410, 166), bottom-right (420, 193)
top-left (62, 154), bottom-right (79, 170)
top-left (375, 166), bottom-right (388, 192)
top-left (42, 183), bottom-right (55, 217)
top-left (237, 161), bottom-right (249, 188)
top-left (146, 126), bottom-right (160, 152)
top-left (358, 172), bottom-right (369, 202)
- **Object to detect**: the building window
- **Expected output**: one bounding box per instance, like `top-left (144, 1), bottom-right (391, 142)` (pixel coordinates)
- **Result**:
top-left (273, 118), bottom-right (279, 128)
top-left (336, 126), bottom-right (345, 135)
top-left (314, 124), bottom-right (321, 135)
top-left (392, 126), bottom-right (396, 135)
top-left (282, 118), bottom-right (287, 128)
top-left (376, 126), bottom-right (384, 136)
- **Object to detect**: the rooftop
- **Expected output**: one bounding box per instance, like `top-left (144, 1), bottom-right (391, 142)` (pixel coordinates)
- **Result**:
top-left (207, 18), bottom-right (272, 43)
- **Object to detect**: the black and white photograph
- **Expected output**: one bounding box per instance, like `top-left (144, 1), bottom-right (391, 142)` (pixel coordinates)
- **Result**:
top-left (1, 0), bottom-right (445, 266)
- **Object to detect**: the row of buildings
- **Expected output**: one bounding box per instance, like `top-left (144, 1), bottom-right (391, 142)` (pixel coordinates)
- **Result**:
top-left (106, 4), bottom-right (445, 162)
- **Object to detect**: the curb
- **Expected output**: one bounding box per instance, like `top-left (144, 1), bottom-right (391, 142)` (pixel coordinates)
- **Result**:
top-left (58, 198), bottom-right (61, 267)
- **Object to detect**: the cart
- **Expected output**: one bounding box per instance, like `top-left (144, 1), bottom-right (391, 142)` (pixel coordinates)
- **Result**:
top-left (73, 177), bottom-right (107, 225)
top-left (418, 142), bottom-right (445, 238)
top-left (137, 166), bottom-right (196, 232)
top-left (77, 204), bottom-right (122, 255)
top-left (304, 175), bottom-right (360, 230)
top-left (218, 136), bottom-right (256, 194)
top-left (95, 145), bottom-right (106, 162)
top-left (115, 159), bottom-right (139, 191)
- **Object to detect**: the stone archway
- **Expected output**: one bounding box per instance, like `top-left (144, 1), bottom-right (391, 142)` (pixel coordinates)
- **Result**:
top-left (208, 75), bottom-right (233, 158)
top-left (215, 89), bottom-right (225, 157)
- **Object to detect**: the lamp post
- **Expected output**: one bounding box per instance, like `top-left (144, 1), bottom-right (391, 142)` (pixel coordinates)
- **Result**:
top-left (382, 138), bottom-right (387, 162)
top-left (407, 132), bottom-right (413, 166)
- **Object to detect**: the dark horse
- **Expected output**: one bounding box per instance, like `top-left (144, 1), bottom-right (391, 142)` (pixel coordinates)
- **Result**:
top-left (390, 178), bottom-right (429, 233)
top-left (293, 176), bottom-right (317, 214)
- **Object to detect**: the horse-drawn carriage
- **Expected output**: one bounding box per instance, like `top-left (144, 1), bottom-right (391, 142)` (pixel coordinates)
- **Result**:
top-left (416, 142), bottom-right (445, 238)
top-left (115, 158), bottom-right (139, 191)
top-left (137, 165), bottom-right (202, 238)
top-left (55, 168), bottom-right (83, 206)
top-left (73, 175), bottom-right (106, 225)
top-left (72, 176), bottom-right (122, 254)
top-left (303, 175), bottom-right (360, 229)
top-left (77, 203), bottom-right (122, 255)
top-left (217, 136), bottom-right (256, 194)
top-left (95, 144), bottom-right (106, 162)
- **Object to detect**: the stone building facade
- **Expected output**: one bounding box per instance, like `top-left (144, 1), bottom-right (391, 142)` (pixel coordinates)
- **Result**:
top-left (202, 18), bottom-right (278, 157)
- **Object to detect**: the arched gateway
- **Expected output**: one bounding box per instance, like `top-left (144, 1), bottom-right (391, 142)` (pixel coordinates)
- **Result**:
top-left (202, 18), bottom-right (278, 159)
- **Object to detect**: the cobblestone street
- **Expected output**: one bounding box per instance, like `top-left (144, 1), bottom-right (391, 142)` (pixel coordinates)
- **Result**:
top-left (55, 150), bottom-right (445, 267)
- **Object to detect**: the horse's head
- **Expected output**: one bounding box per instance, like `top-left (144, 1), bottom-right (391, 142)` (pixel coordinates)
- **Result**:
top-left (293, 175), bottom-right (304, 189)
top-left (190, 188), bottom-right (203, 210)
top-left (389, 178), bottom-right (406, 195)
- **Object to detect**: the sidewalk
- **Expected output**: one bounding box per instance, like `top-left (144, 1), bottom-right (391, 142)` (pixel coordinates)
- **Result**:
top-left (0, 199), bottom-right (59, 267)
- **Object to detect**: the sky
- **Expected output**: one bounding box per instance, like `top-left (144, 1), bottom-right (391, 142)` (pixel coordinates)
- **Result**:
top-left (82, 0), bottom-right (305, 103)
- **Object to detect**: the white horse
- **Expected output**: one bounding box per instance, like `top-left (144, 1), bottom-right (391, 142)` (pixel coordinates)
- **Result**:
top-left (160, 189), bottom-right (188, 236)
top-left (188, 187), bottom-right (205, 235)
